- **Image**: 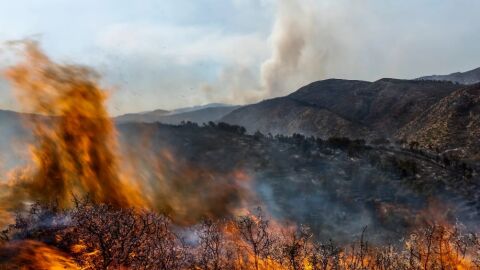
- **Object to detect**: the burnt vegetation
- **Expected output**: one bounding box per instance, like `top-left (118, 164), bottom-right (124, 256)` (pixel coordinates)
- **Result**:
top-left (1, 121), bottom-right (480, 269)
top-left (1, 199), bottom-right (480, 269)
top-left (120, 121), bottom-right (479, 179)
top-left (2, 41), bottom-right (479, 270)
top-left (0, 123), bottom-right (479, 269)
top-left (118, 122), bottom-right (480, 241)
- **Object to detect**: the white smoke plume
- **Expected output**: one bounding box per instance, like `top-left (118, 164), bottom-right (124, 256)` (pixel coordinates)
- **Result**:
top-left (261, 0), bottom-right (325, 97)
top-left (208, 0), bottom-right (352, 103)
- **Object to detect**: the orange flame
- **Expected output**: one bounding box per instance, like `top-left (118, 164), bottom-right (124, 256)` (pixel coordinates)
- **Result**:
top-left (1, 41), bottom-right (478, 270)
top-left (0, 240), bottom-right (80, 269)
top-left (0, 40), bottom-right (254, 227)
top-left (2, 40), bottom-right (144, 209)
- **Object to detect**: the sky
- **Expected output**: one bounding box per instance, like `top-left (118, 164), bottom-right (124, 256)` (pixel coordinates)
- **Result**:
top-left (0, 0), bottom-right (479, 115)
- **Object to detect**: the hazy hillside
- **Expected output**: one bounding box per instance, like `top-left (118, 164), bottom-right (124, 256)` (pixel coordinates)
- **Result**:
top-left (222, 78), bottom-right (459, 138)
top-left (3, 77), bottom-right (479, 162)
top-left (219, 96), bottom-right (371, 138)
top-left (397, 83), bottom-right (480, 160)
top-left (168, 103), bottom-right (233, 114)
top-left (149, 106), bottom-right (240, 125)
top-left (118, 122), bottom-right (480, 242)
top-left (115, 104), bottom-right (238, 124)
top-left (0, 110), bottom-right (478, 241)
top-left (115, 109), bottom-right (170, 123)
top-left (417, 67), bottom-right (480, 85)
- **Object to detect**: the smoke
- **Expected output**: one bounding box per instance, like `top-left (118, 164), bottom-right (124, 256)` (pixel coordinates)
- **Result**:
top-left (201, 65), bottom-right (264, 105)
top-left (116, 125), bottom-right (255, 224)
top-left (0, 42), bottom-right (256, 225)
top-left (260, 0), bottom-right (323, 97)
top-left (207, 0), bottom-right (348, 103)
top-left (0, 240), bottom-right (80, 269)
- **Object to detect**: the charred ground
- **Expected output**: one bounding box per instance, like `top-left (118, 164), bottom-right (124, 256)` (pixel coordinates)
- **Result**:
top-left (118, 121), bottom-right (480, 243)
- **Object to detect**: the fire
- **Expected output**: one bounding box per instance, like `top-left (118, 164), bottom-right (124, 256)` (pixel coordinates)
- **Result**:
top-left (0, 240), bottom-right (80, 269)
top-left (0, 40), bottom-right (479, 269)
top-left (404, 224), bottom-right (477, 270)
top-left (2, 40), bottom-right (144, 209)
top-left (118, 125), bottom-right (254, 224)
top-left (1, 41), bottom-right (252, 224)
top-left (0, 42), bottom-right (260, 265)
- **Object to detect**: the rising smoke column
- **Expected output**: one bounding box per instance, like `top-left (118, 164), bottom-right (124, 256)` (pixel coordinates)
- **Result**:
top-left (260, 0), bottom-right (339, 97)
top-left (261, 0), bottom-right (309, 97)
top-left (205, 0), bottom-right (338, 103)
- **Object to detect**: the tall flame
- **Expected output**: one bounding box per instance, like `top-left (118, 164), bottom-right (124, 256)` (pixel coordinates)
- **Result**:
top-left (3, 40), bottom-right (144, 208)
top-left (0, 40), bottom-right (251, 226)
top-left (1, 41), bottom-right (478, 270)
top-left (0, 240), bottom-right (80, 270)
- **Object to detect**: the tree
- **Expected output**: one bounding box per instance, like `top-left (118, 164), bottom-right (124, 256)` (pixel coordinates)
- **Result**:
top-left (235, 209), bottom-right (275, 270)
top-left (69, 198), bottom-right (187, 270)
top-left (197, 220), bottom-right (231, 270)
top-left (278, 226), bottom-right (311, 270)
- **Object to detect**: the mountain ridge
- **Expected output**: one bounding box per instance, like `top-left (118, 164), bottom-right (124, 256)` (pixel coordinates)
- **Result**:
top-left (2, 74), bottom-right (479, 160)
top-left (417, 66), bottom-right (480, 85)
top-left (115, 103), bottom-right (239, 124)
top-left (222, 78), bottom-right (460, 139)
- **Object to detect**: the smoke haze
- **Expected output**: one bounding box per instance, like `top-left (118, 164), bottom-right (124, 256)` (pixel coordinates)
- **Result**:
top-left (1, 1), bottom-right (480, 112)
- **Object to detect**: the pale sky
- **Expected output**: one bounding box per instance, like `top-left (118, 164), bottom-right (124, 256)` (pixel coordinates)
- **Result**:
top-left (0, 0), bottom-right (479, 115)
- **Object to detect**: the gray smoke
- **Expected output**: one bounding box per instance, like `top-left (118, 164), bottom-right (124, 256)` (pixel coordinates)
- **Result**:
top-left (260, 0), bottom-right (327, 97)
top-left (207, 0), bottom-right (350, 103)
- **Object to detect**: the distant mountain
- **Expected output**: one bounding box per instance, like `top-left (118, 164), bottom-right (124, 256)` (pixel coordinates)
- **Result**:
top-left (417, 67), bottom-right (480, 85)
top-left (397, 83), bottom-right (480, 160)
top-left (115, 103), bottom-right (239, 124)
top-left (169, 103), bottom-right (233, 114)
top-left (115, 109), bottom-right (170, 123)
top-left (143, 105), bottom-right (240, 125)
top-left (222, 79), bottom-right (459, 139)
top-left (2, 76), bottom-right (479, 161)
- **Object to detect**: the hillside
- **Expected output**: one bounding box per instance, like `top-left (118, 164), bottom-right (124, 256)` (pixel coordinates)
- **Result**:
top-left (0, 110), bottom-right (478, 241)
top-left (118, 122), bottom-right (480, 242)
top-left (115, 109), bottom-right (170, 123)
top-left (216, 96), bottom-right (370, 138)
top-left (397, 83), bottom-right (480, 160)
top-left (222, 78), bottom-right (459, 138)
top-left (115, 104), bottom-right (238, 124)
top-left (417, 67), bottom-right (480, 85)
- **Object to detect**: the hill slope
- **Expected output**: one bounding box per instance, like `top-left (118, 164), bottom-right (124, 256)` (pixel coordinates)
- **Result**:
top-left (218, 96), bottom-right (371, 138)
top-left (118, 122), bottom-right (480, 242)
top-left (417, 67), bottom-right (480, 85)
top-left (397, 83), bottom-right (480, 160)
top-left (222, 79), bottom-right (459, 138)
top-left (115, 109), bottom-right (170, 123)
top-left (115, 104), bottom-right (238, 124)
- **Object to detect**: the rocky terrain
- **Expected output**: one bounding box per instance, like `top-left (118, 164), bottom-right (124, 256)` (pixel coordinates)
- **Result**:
top-left (397, 83), bottom-right (480, 160)
top-left (222, 79), bottom-right (460, 138)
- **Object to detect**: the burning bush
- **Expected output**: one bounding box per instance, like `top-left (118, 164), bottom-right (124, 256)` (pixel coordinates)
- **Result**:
top-left (1, 41), bottom-right (479, 270)
top-left (1, 199), bottom-right (479, 269)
